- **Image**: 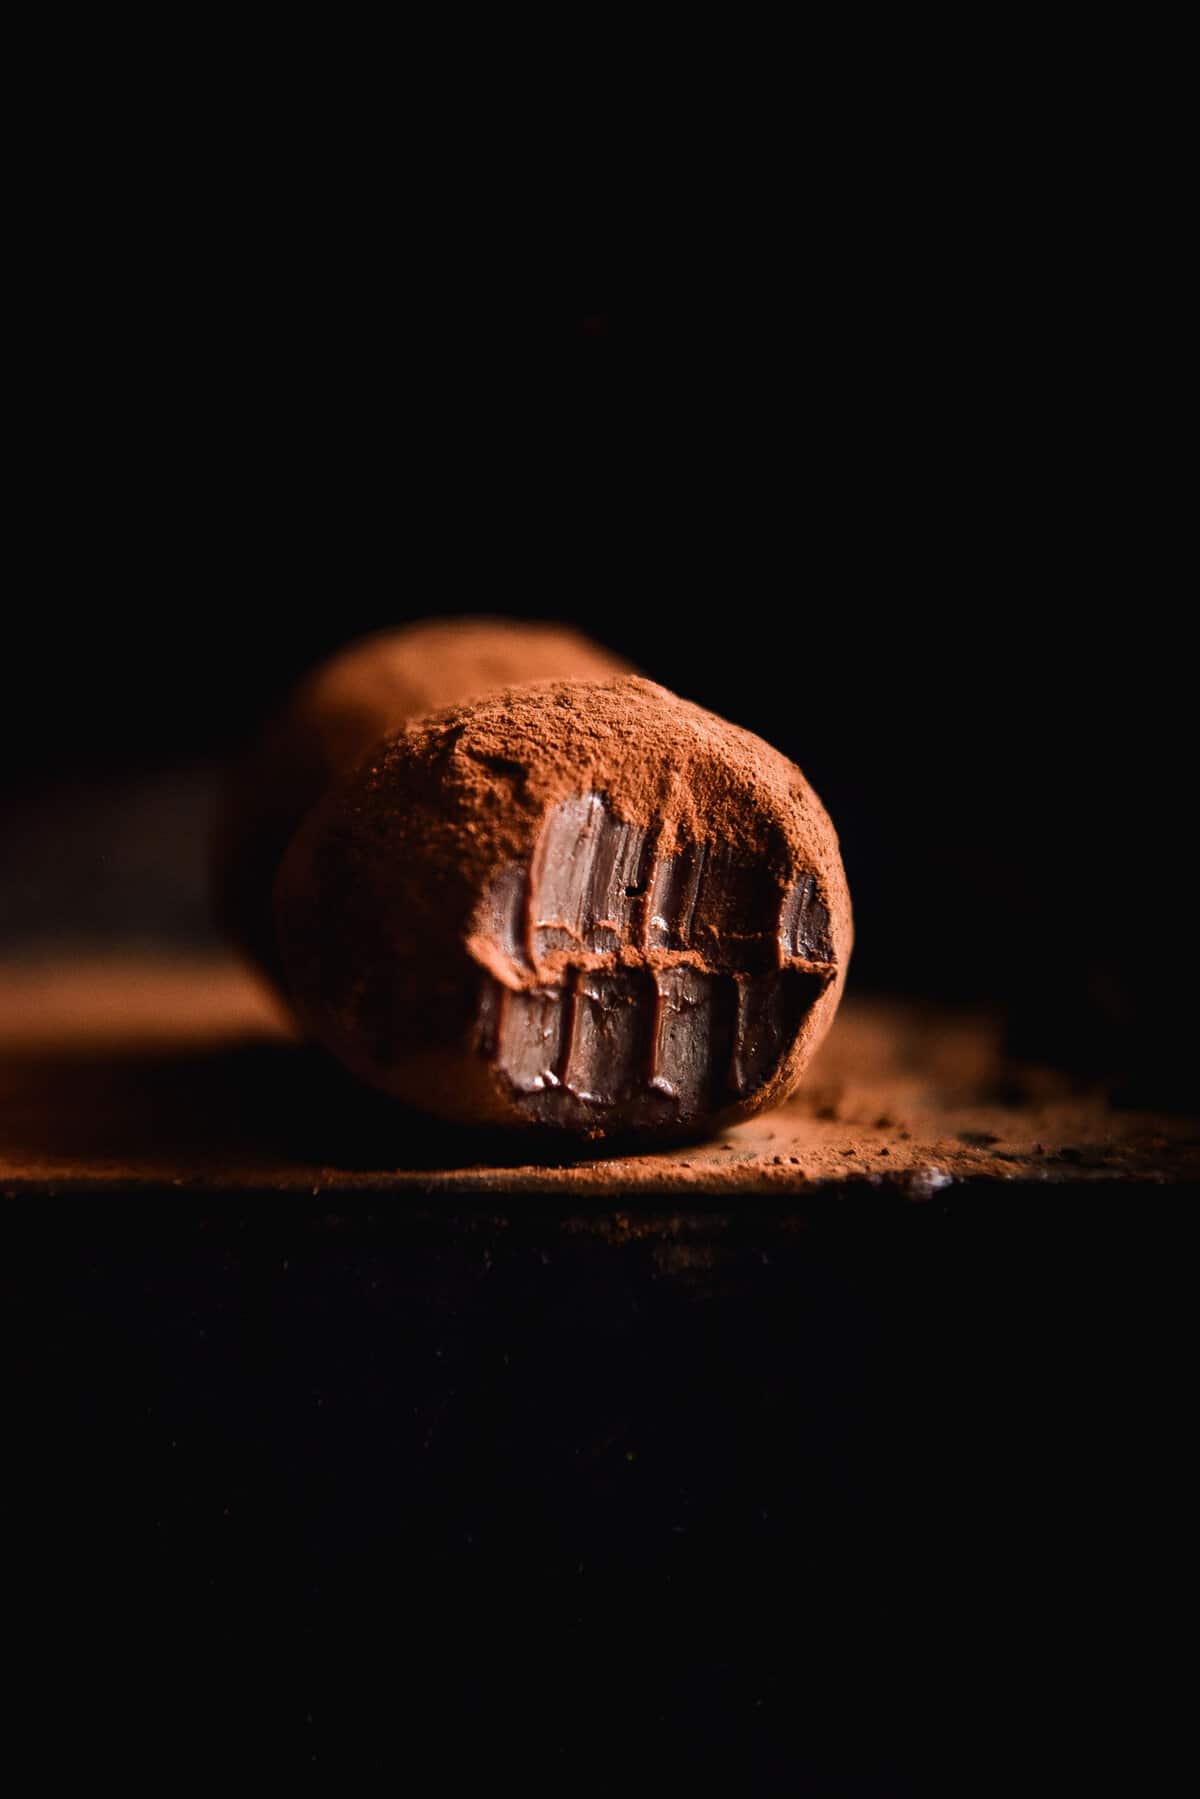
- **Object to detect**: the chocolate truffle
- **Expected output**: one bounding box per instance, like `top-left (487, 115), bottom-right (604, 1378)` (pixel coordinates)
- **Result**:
top-left (215, 618), bottom-right (631, 983)
top-left (274, 676), bottom-right (852, 1141)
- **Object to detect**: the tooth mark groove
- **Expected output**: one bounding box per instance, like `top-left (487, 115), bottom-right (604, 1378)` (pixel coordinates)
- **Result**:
top-left (473, 793), bottom-right (836, 1129)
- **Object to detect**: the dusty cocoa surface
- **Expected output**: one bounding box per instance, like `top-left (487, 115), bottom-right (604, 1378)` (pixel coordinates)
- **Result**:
top-left (2, 955), bottom-right (1194, 1196)
top-left (215, 617), bottom-right (631, 980)
top-left (276, 677), bottom-right (852, 1136)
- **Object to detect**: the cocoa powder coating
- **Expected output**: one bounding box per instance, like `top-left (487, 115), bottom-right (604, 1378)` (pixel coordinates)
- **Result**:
top-left (275, 675), bottom-right (852, 1140)
top-left (215, 618), bottom-right (631, 981)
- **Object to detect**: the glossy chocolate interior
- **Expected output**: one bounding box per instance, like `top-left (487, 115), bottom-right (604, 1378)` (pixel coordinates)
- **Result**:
top-left (472, 794), bottom-right (836, 1131)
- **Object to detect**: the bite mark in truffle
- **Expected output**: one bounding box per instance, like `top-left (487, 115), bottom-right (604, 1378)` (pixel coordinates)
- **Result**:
top-left (472, 793), bottom-right (834, 1129)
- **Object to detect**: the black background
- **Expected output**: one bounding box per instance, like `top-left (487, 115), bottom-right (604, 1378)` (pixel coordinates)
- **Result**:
top-left (4, 197), bottom-right (1195, 1787)
top-left (4, 271), bottom-right (1194, 1097)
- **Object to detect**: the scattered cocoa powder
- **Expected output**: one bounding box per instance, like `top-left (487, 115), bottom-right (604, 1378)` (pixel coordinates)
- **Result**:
top-left (5, 961), bottom-right (1196, 1193)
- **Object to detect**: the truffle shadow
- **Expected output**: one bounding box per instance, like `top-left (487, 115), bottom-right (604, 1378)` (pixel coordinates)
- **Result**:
top-left (0, 1037), bottom-right (666, 1178)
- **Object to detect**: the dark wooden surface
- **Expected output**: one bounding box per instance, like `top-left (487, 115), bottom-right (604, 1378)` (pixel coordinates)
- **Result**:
top-left (3, 956), bottom-right (1196, 1196)
top-left (3, 958), bottom-right (1195, 1786)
